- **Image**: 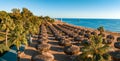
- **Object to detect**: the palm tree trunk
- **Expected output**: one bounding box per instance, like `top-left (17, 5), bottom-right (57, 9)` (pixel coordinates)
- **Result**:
top-left (29, 34), bottom-right (32, 45)
top-left (5, 29), bottom-right (8, 47)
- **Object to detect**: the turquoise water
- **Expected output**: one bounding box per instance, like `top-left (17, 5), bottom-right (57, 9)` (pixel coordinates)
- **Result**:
top-left (56, 18), bottom-right (120, 33)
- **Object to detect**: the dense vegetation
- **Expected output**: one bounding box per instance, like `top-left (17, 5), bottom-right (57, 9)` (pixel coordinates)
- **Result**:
top-left (0, 8), bottom-right (55, 53)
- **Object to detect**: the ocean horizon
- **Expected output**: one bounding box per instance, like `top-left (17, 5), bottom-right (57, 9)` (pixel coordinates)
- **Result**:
top-left (56, 18), bottom-right (120, 33)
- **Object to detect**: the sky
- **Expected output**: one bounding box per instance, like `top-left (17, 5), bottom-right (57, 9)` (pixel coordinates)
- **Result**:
top-left (0, 0), bottom-right (120, 18)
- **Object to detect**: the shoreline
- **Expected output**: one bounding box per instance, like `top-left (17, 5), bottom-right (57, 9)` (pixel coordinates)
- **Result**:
top-left (54, 20), bottom-right (120, 36)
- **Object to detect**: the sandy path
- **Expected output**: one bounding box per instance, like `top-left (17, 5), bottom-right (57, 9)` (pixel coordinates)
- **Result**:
top-left (48, 36), bottom-right (72, 61)
top-left (19, 39), bottom-right (37, 61)
top-left (20, 34), bottom-right (72, 61)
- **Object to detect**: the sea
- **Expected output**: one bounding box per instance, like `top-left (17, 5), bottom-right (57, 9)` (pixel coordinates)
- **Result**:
top-left (56, 18), bottom-right (120, 33)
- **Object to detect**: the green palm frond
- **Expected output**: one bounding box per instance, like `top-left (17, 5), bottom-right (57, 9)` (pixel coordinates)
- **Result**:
top-left (78, 35), bottom-right (111, 61)
top-left (14, 39), bottom-right (21, 50)
top-left (97, 45), bottom-right (110, 55)
top-left (0, 44), bottom-right (9, 53)
top-left (0, 34), bottom-right (5, 40)
top-left (97, 26), bottom-right (104, 32)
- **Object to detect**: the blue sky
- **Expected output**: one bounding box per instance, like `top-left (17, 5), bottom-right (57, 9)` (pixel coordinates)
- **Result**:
top-left (0, 0), bottom-right (120, 18)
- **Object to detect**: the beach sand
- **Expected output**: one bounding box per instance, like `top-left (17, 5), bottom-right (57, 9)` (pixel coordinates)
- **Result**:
top-left (20, 21), bottom-right (120, 61)
top-left (20, 33), bottom-right (72, 61)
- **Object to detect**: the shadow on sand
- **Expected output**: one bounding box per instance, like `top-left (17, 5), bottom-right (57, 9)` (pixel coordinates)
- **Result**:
top-left (53, 54), bottom-right (72, 61)
top-left (20, 58), bottom-right (31, 61)
top-left (24, 49), bottom-right (37, 56)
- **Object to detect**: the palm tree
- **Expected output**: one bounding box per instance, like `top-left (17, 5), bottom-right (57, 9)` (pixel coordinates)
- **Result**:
top-left (0, 11), bottom-right (15, 47)
top-left (44, 16), bottom-right (55, 23)
top-left (12, 21), bottom-right (27, 61)
top-left (75, 35), bottom-right (111, 61)
top-left (10, 8), bottom-right (35, 61)
top-left (97, 26), bottom-right (106, 38)
top-left (21, 8), bottom-right (41, 45)
top-left (23, 16), bottom-right (41, 45)
top-left (97, 26), bottom-right (104, 33)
